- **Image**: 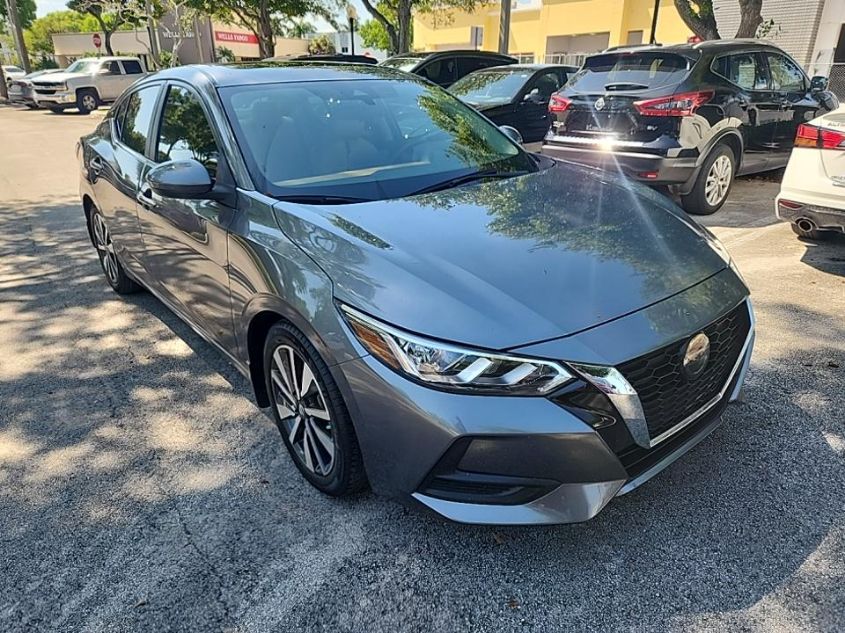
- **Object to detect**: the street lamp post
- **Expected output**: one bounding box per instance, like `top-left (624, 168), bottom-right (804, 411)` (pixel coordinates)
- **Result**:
top-left (346, 4), bottom-right (358, 56)
top-left (649, 0), bottom-right (661, 44)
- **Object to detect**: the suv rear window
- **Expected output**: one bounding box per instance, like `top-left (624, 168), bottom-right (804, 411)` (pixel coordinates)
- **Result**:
top-left (567, 52), bottom-right (691, 92)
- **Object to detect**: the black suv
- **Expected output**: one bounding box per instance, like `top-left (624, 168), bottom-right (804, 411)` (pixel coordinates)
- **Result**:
top-left (380, 50), bottom-right (517, 88)
top-left (542, 40), bottom-right (838, 214)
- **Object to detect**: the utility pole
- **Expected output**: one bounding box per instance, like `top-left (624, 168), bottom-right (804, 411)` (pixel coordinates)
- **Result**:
top-left (5, 0), bottom-right (30, 73)
top-left (649, 0), bottom-right (661, 44)
top-left (498, 0), bottom-right (511, 54)
top-left (0, 64), bottom-right (8, 101)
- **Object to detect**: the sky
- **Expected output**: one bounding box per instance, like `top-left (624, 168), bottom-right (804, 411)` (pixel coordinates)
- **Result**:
top-left (35, 0), bottom-right (370, 32)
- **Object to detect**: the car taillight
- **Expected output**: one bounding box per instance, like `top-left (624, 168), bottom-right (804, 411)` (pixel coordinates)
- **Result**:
top-left (633, 90), bottom-right (713, 117)
top-left (794, 123), bottom-right (845, 150)
top-left (549, 94), bottom-right (571, 113)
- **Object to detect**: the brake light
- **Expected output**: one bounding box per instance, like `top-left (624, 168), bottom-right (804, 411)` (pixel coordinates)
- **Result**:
top-left (794, 123), bottom-right (845, 150)
top-left (633, 90), bottom-right (713, 117)
top-left (549, 94), bottom-right (571, 113)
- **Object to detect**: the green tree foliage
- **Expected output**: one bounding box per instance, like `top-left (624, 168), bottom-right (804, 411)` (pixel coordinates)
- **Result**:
top-left (359, 15), bottom-right (393, 51)
top-left (307, 33), bottom-right (335, 54)
top-left (66, 0), bottom-right (150, 55)
top-left (24, 11), bottom-right (100, 56)
top-left (186, 0), bottom-right (341, 59)
top-left (0, 0), bottom-right (36, 30)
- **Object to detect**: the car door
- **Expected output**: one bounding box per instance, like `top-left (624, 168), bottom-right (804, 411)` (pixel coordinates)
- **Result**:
top-left (417, 58), bottom-right (457, 87)
top-left (88, 83), bottom-right (163, 278)
top-left (97, 60), bottom-right (126, 101)
top-left (713, 52), bottom-right (777, 173)
top-left (763, 51), bottom-right (816, 164)
top-left (136, 82), bottom-right (237, 349)
top-left (516, 69), bottom-right (563, 143)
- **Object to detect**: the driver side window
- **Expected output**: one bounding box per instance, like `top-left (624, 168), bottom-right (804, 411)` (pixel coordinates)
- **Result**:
top-left (528, 70), bottom-right (561, 101)
top-left (156, 85), bottom-right (220, 179)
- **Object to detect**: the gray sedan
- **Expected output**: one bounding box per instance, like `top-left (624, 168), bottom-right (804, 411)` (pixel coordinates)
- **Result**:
top-left (77, 63), bottom-right (754, 525)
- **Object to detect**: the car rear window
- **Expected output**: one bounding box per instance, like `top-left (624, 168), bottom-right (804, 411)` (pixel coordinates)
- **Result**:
top-left (567, 52), bottom-right (691, 92)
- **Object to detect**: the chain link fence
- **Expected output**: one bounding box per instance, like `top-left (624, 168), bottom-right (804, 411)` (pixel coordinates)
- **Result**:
top-left (813, 63), bottom-right (845, 100)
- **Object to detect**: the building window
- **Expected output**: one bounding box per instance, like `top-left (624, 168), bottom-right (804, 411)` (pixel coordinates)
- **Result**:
top-left (627, 30), bottom-right (644, 45)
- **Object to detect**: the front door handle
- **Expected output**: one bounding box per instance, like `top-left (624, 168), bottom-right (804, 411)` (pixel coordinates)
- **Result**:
top-left (88, 155), bottom-right (103, 178)
top-left (136, 184), bottom-right (157, 209)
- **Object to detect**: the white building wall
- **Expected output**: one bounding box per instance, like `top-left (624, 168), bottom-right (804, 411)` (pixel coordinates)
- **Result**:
top-left (712, 0), bottom-right (827, 66)
top-left (810, 0), bottom-right (845, 74)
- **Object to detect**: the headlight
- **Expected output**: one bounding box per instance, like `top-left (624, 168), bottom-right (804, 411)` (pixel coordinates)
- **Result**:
top-left (340, 304), bottom-right (574, 395)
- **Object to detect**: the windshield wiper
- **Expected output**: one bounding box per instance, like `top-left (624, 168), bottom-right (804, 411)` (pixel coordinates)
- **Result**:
top-left (604, 82), bottom-right (650, 91)
top-left (275, 194), bottom-right (372, 205)
top-left (410, 169), bottom-right (529, 196)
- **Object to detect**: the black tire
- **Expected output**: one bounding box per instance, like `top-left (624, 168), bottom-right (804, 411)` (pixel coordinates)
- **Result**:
top-left (48, 107), bottom-right (65, 114)
top-left (264, 321), bottom-right (367, 497)
top-left (88, 207), bottom-right (140, 294)
top-left (791, 222), bottom-right (830, 241)
top-left (25, 103), bottom-right (39, 109)
top-left (681, 144), bottom-right (736, 215)
top-left (76, 88), bottom-right (99, 114)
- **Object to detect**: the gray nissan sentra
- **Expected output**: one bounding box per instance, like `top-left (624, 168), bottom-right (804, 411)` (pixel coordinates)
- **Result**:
top-left (77, 63), bottom-right (754, 525)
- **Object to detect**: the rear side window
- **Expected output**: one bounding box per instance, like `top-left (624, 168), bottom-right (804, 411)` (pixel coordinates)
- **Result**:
top-left (765, 53), bottom-right (805, 92)
top-left (418, 58), bottom-right (457, 85)
top-left (458, 57), bottom-right (502, 77)
top-left (567, 53), bottom-right (690, 92)
top-left (104, 61), bottom-right (121, 75)
top-left (118, 85), bottom-right (160, 155)
top-left (122, 60), bottom-right (144, 74)
top-left (712, 53), bottom-right (767, 90)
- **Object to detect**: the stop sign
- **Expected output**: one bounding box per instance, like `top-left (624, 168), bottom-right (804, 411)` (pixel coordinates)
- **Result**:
top-left (92, 33), bottom-right (102, 49)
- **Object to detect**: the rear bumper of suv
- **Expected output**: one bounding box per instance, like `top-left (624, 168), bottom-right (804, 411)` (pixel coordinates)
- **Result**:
top-left (541, 141), bottom-right (699, 188)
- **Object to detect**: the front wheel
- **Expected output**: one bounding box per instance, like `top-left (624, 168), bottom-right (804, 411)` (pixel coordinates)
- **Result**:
top-left (76, 89), bottom-right (99, 114)
top-left (681, 144), bottom-right (735, 215)
top-left (89, 208), bottom-right (140, 294)
top-left (264, 322), bottom-right (367, 497)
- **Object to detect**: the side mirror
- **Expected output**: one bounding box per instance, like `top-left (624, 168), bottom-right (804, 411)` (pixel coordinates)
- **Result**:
top-left (147, 159), bottom-right (213, 199)
top-left (810, 75), bottom-right (829, 93)
top-left (499, 125), bottom-right (523, 145)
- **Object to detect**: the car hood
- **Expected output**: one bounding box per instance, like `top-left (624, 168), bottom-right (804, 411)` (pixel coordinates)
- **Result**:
top-left (31, 71), bottom-right (86, 84)
top-left (272, 162), bottom-right (730, 350)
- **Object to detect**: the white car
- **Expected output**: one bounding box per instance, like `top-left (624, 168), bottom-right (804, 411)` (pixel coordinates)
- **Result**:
top-left (30, 56), bottom-right (147, 114)
top-left (2, 64), bottom-right (25, 84)
top-left (776, 106), bottom-right (845, 240)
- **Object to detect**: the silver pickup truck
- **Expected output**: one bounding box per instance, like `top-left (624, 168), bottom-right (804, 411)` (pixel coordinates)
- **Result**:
top-left (31, 56), bottom-right (147, 114)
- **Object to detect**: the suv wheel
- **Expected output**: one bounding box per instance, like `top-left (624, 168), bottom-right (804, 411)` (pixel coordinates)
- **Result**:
top-left (77, 89), bottom-right (99, 114)
top-left (682, 144), bottom-right (735, 215)
top-left (263, 322), bottom-right (367, 497)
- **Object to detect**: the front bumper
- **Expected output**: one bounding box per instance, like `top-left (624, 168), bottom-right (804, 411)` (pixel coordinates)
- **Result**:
top-left (34, 91), bottom-right (76, 106)
top-left (541, 139), bottom-right (698, 188)
top-left (337, 287), bottom-right (754, 525)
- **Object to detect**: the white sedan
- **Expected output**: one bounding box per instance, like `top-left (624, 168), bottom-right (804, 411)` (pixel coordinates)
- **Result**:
top-left (776, 106), bottom-right (845, 240)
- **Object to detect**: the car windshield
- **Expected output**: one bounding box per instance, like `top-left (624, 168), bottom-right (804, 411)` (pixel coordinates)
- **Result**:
top-left (66, 60), bottom-right (100, 74)
top-left (380, 56), bottom-right (424, 72)
top-left (4, 65), bottom-right (23, 73)
top-left (567, 52), bottom-right (690, 92)
top-left (451, 69), bottom-right (533, 104)
top-left (219, 78), bottom-right (536, 201)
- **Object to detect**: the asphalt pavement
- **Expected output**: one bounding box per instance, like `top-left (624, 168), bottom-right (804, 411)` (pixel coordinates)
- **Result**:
top-left (1, 105), bottom-right (844, 633)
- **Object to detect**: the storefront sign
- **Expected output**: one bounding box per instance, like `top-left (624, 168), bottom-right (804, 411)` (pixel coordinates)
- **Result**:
top-left (214, 31), bottom-right (258, 44)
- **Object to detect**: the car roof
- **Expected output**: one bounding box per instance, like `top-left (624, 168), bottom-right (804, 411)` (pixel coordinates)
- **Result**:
top-left (471, 63), bottom-right (577, 72)
top-left (384, 50), bottom-right (516, 62)
top-left (148, 62), bottom-right (416, 87)
top-left (75, 56), bottom-right (141, 62)
top-left (601, 38), bottom-right (782, 57)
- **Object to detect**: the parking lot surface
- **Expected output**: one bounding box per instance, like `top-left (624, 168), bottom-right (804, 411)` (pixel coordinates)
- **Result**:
top-left (1, 106), bottom-right (844, 632)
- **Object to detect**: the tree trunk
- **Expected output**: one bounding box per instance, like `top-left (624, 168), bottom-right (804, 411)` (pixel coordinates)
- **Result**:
top-left (673, 0), bottom-right (719, 40)
top-left (257, 1), bottom-right (275, 58)
top-left (360, 0), bottom-right (400, 54)
top-left (93, 14), bottom-right (115, 55)
top-left (735, 0), bottom-right (763, 38)
top-left (397, 0), bottom-right (412, 53)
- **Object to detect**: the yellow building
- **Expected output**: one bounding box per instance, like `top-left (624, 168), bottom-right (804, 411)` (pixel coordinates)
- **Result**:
top-left (414, 0), bottom-right (695, 64)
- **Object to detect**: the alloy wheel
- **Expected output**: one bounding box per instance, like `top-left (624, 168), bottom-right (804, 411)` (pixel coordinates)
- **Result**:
top-left (82, 94), bottom-right (97, 111)
top-left (270, 344), bottom-right (336, 476)
top-left (92, 214), bottom-right (119, 285)
top-left (704, 154), bottom-right (732, 206)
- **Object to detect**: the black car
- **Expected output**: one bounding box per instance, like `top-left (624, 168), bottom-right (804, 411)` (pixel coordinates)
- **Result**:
top-left (450, 64), bottom-right (578, 143)
top-left (380, 50), bottom-right (517, 87)
top-left (269, 54), bottom-right (379, 65)
top-left (542, 39), bottom-right (838, 214)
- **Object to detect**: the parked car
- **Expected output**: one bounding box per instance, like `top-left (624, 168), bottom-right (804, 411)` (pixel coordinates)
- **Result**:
top-left (79, 63), bottom-right (753, 525)
top-left (543, 40), bottom-right (839, 215)
top-left (450, 64), bottom-right (578, 143)
top-left (2, 64), bottom-right (25, 84)
top-left (776, 106), bottom-right (845, 240)
top-left (380, 50), bottom-right (517, 87)
top-left (7, 69), bottom-right (63, 108)
top-left (32, 56), bottom-right (147, 114)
